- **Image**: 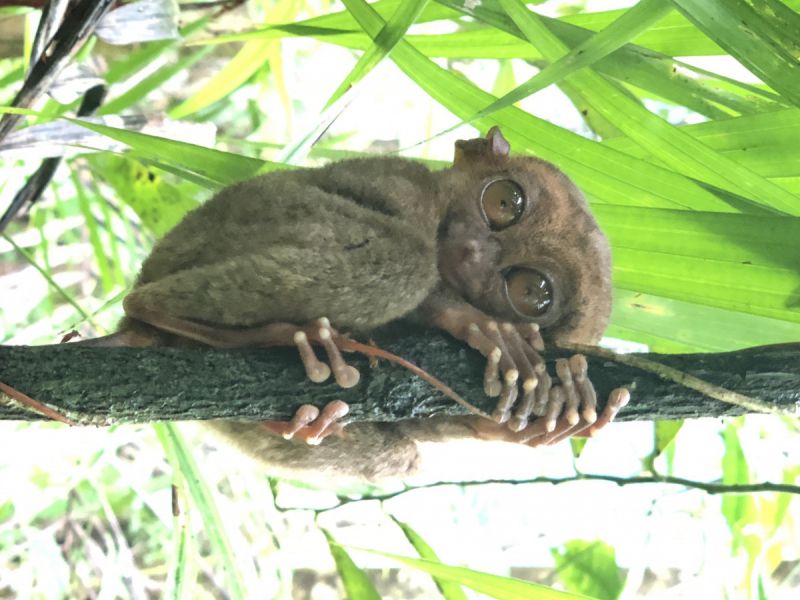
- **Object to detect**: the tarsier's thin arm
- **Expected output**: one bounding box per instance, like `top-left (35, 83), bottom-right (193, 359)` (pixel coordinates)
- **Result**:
top-left (38, 127), bottom-right (630, 481)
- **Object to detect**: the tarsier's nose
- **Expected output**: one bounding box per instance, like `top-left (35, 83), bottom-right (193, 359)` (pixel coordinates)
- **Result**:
top-left (459, 240), bottom-right (482, 265)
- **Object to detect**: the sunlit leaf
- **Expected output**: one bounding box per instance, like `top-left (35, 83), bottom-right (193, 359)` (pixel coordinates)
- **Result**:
top-left (552, 540), bottom-right (623, 600)
top-left (322, 530), bottom-right (381, 600)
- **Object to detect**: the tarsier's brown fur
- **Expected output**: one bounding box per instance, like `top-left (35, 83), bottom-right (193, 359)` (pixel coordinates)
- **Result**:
top-left (79, 128), bottom-right (625, 483)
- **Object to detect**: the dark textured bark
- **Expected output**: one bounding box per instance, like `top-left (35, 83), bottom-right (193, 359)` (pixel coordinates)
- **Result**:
top-left (0, 327), bottom-right (798, 424)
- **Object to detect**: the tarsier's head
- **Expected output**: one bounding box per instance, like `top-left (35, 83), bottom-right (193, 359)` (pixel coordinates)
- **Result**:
top-left (437, 127), bottom-right (612, 344)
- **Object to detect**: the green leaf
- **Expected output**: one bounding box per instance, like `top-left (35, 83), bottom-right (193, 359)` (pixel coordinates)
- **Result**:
top-left (720, 421), bottom-right (759, 564)
top-left (670, 0), bottom-right (800, 109)
top-left (327, 0), bottom-right (430, 108)
top-left (169, 39), bottom-right (273, 120)
top-left (454, 0), bottom-right (675, 129)
top-left (552, 540), bottom-right (623, 600)
top-left (86, 154), bottom-right (200, 238)
top-left (654, 421), bottom-right (683, 455)
top-left (392, 517), bottom-right (469, 600)
top-left (271, 85), bottom-right (359, 167)
top-left (70, 170), bottom-right (115, 295)
top-left (321, 530), bottom-right (381, 600)
top-left (170, 0), bottom-right (301, 119)
top-left (157, 427), bottom-right (196, 600)
top-left (498, 0), bottom-right (800, 215)
top-left (431, 0), bottom-right (784, 117)
top-left (607, 290), bottom-right (800, 354)
top-left (1, 233), bottom-right (98, 330)
top-left (604, 108), bottom-right (800, 179)
top-left (596, 205), bottom-right (800, 324)
top-left (99, 46), bottom-right (214, 116)
top-left (342, 545), bottom-right (589, 599)
top-left (60, 116), bottom-right (281, 186)
top-left (324, 2), bottom-right (735, 212)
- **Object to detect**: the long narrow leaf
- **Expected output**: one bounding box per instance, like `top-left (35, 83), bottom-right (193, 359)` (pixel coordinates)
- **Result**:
top-left (154, 423), bottom-right (249, 600)
top-left (458, 0), bottom-right (674, 125)
top-left (327, 0), bottom-right (430, 109)
top-left (321, 530), bottom-right (381, 600)
top-left (608, 289), bottom-right (800, 353)
top-left (332, 2), bottom-right (735, 212)
top-left (342, 546), bottom-right (586, 600)
top-left (596, 205), bottom-right (800, 324)
top-left (670, 0), bottom-right (800, 109)
top-left (498, 0), bottom-right (800, 215)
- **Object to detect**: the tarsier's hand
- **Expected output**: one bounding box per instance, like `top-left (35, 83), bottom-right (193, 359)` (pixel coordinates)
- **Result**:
top-left (463, 319), bottom-right (546, 428)
top-left (460, 316), bottom-right (628, 441)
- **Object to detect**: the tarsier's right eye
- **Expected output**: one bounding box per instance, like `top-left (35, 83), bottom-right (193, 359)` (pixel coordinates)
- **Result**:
top-left (504, 267), bottom-right (552, 318)
top-left (480, 179), bottom-right (526, 230)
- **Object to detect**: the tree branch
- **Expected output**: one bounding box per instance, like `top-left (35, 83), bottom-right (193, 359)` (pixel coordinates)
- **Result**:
top-left (1, 328), bottom-right (797, 424)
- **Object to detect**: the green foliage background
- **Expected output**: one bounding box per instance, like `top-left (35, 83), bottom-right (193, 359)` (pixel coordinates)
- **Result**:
top-left (1, 0), bottom-right (799, 599)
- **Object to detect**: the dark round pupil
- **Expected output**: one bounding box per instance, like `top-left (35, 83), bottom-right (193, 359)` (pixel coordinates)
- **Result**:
top-left (505, 269), bottom-right (552, 318)
top-left (481, 180), bottom-right (524, 230)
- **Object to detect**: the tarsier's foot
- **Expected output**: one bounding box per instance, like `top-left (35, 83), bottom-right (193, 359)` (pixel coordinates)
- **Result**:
top-left (468, 385), bottom-right (629, 448)
top-left (291, 317), bottom-right (360, 388)
top-left (507, 353), bottom-right (629, 446)
top-left (259, 400), bottom-right (350, 445)
top-left (524, 387), bottom-right (630, 447)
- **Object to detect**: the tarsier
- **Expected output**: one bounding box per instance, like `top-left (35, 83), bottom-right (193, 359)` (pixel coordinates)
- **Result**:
top-left (79, 127), bottom-right (629, 482)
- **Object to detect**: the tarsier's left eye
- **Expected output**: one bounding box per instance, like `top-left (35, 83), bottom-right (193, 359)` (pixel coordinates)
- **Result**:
top-left (504, 267), bottom-right (552, 318)
top-left (480, 179), bottom-right (526, 230)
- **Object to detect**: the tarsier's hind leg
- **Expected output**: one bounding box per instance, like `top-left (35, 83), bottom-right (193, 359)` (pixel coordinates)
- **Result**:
top-left (124, 275), bottom-right (362, 444)
top-left (124, 290), bottom-right (360, 389)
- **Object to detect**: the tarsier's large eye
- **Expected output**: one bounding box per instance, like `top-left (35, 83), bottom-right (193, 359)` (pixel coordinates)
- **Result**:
top-left (480, 179), bottom-right (526, 230)
top-left (504, 267), bottom-right (552, 318)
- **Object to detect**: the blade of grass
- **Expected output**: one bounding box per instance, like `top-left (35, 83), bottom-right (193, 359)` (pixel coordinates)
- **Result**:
top-left (70, 170), bottom-right (114, 294)
top-left (154, 423), bottom-right (249, 600)
top-left (98, 46), bottom-right (214, 116)
top-left (2, 233), bottom-right (100, 331)
top-left (391, 517), bottom-right (469, 600)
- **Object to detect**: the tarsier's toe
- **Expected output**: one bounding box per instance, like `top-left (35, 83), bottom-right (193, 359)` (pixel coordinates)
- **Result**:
top-left (294, 331), bottom-right (332, 382)
top-left (261, 400), bottom-right (350, 445)
top-left (294, 318), bottom-right (361, 389)
top-left (305, 399), bottom-right (350, 445)
top-left (483, 347), bottom-right (503, 397)
top-left (584, 387), bottom-right (629, 437)
top-left (491, 368), bottom-right (519, 423)
top-left (507, 377), bottom-right (538, 432)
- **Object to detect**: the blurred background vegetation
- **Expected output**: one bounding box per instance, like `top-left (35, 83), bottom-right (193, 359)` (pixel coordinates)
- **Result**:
top-left (1, 0), bottom-right (799, 598)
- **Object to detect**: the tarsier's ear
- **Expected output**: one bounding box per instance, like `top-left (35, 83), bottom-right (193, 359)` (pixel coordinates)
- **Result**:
top-left (486, 126), bottom-right (511, 157)
top-left (453, 126), bottom-right (511, 166)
